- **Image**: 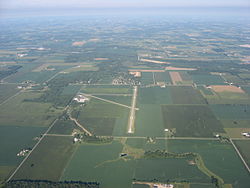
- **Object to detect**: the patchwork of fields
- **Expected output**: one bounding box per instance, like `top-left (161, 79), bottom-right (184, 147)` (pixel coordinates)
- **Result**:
top-left (1, 16), bottom-right (250, 188)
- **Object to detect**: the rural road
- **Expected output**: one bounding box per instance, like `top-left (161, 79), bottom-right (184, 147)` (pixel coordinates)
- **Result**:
top-left (82, 92), bottom-right (139, 110)
top-left (230, 139), bottom-right (250, 174)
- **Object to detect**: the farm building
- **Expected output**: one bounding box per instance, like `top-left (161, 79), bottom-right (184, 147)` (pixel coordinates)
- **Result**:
top-left (73, 94), bottom-right (89, 103)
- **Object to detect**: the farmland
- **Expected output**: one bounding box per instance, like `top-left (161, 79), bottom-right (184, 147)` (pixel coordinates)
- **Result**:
top-left (162, 105), bottom-right (225, 137)
top-left (0, 13), bottom-right (250, 188)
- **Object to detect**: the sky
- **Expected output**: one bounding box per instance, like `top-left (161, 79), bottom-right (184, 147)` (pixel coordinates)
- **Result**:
top-left (1, 0), bottom-right (250, 9)
top-left (1, 0), bottom-right (249, 17)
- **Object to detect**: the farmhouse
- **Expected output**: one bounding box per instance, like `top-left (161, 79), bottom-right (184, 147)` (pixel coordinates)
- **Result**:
top-left (73, 94), bottom-right (89, 103)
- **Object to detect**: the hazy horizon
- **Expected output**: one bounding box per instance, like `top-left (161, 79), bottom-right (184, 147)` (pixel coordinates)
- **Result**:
top-left (0, 0), bottom-right (249, 18)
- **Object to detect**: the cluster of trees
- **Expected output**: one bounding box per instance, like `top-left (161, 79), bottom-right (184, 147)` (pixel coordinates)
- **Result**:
top-left (143, 150), bottom-right (197, 159)
top-left (0, 65), bottom-right (22, 80)
top-left (4, 180), bottom-right (99, 188)
top-left (76, 133), bottom-right (113, 144)
top-left (211, 176), bottom-right (220, 188)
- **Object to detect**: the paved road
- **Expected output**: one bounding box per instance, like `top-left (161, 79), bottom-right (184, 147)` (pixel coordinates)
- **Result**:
top-left (127, 86), bottom-right (138, 134)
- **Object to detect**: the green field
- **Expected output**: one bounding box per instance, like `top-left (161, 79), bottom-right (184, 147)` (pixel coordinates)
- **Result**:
top-left (81, 85), bottom-right (132, 94)
top-left (138, 87), bottom-right (172, 105)
top-left (61, 141), bottom-right (135, 188)
top-left (0, 91), bottom-right (62, 127)
top-left (135, 158), bottom-right (210, 183)
top-left (0, 84), bottom-right (19, 103)
top-left (141, 72), bottom-right (154, 85)
top-left (170, 86), bottom-right (207, 104)
top-left (135, 104), bottom-right (165, 137)
top-left (74, 98), bottom-right (129, 136)
top-left (154, 72), bottom-right (172, 84)
top-left (12, 136), bottom-right (76, 181)
top-left (168, 140), bottom-right (250, 188)
top-left (191, 74), bottom-right (226, 85)
top-left (234, 140), bottom-right (250, 167)
top-left (210, 104), bottom-right (250, 119)
top-left (93, 95), bottom-right (132, 106)
top-left (162, 105), bottom-right (225, 137)
top-left (197, 86), bottom-right (214, 96)
top-left (220, 119), bottom-right (250, 128)
top-left (0, 126), bottom-right (45, 181)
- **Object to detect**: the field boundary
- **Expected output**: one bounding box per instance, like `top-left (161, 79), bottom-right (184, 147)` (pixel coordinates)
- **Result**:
top-left (82, 92), bottom-right (139, 110)
top-left (230, 139), bottom-right (250, 174)
top-left (6, 118), bottom-right (59, 182)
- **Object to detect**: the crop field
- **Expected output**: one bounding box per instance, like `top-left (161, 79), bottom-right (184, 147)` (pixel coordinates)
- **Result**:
top-left (168, 140), bottom-right (250, 188)
top-left (0, 126), bottom-right (45, 166)
top-left (0, 91), bottom-right (62, 127)
top-left (12, 136), bottom-right (76, 181)
top-left (61, 85), bottom-right (82, 95)
top-left (234, 140), bottom-right (250, 167)
top-left (61, 139), bottom-right (216, 188)
top-left (242, 86), bottom-right (250, 95)
top-left (138, 87), bottom-right (172, 105)
top-left (154, 72), bottom-right (172, 84)
top-left (210, 104), bottom-right (250, 119)
top-left (224, 128), bottom-right (250, 138)
top-left (61, 141), bottom-right (135, 188)
top-left (1, 14), bottom-right (250, 188)
top-left (81, 85), bottom-right (132, 94)
top-left (191, 74), bottom-right (225, 85)
top-left (210, 85), bottom-right (245, 93)
top-left (135, 158), bottom-right (210, 183)
top-left (220, 119), bottom-right (250, 128)
top-left (48, 119), bottom-right (77, 135)
top-left (96, 95), bottom-right (132, 106)
top-left (74, 98), bottom-right (129, 136)
top-left (135, 104), bottom-right (165, 137)
top-left (0, 126), bottom-right (45, 181)
top-left (141, 72), bottom-right (154, 85)
top-left (0, 84), bottom-right (19, 103)
top-left (169, 72), bottom-right (183, 85)
top-left (162, 105), bottom-right (225, 137)
top-left (197, 86), bottom-right (214, 96)
top-left (170, 86), bottom-right (207, 104)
